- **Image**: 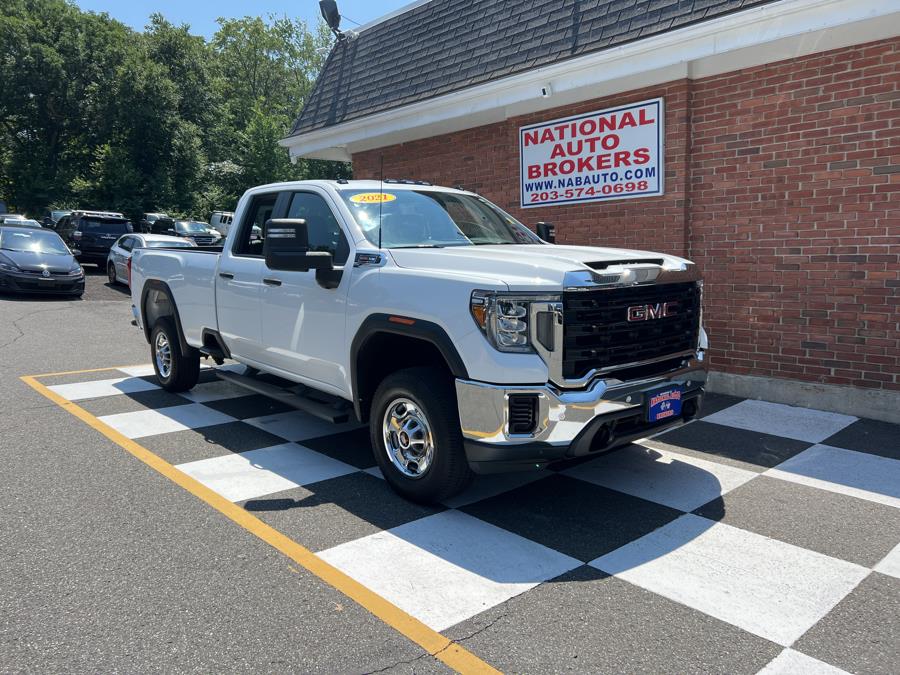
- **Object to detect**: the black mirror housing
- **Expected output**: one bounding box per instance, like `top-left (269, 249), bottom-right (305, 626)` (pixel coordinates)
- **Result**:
top-left (264, 218), bottom-right (334, 273)
top-left (536, 222), bottom-right (556, 244)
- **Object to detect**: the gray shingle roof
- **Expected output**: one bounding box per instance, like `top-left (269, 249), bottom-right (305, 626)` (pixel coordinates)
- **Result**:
top-left (290, 0), bottom-right (782, 137)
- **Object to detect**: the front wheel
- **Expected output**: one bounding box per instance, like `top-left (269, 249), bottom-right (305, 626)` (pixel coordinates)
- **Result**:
top-left (150, 318), bottom-right (200, 392)
top-left (370, 367), bottom-right (472, 504)
top-left (107, 262), bottom-right (118, 285)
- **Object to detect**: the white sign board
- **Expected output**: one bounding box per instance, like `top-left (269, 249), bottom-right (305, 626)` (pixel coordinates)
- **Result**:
top-left (519, 97), bottom-right (664, 208)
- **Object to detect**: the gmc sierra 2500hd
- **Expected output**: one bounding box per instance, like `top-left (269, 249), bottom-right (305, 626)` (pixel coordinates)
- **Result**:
top-left (130, 179), bottom-right (708, 503)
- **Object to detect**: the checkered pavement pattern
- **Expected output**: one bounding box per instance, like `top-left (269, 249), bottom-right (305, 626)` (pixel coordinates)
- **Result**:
top-left (46, 365), bottom-right (900, 673)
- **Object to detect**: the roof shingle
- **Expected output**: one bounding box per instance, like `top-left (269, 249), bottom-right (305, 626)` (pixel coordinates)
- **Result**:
top-left (290, 0), bottom-right (781, 137)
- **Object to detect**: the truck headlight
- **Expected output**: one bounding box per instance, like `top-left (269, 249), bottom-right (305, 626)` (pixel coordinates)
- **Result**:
top-left (470, 291), bottom-right (560, 353)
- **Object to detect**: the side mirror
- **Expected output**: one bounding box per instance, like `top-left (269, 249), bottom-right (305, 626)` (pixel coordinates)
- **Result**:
top-left (536, 222), bottom-right (556, 244)
top-left (264, 219), bottom-right (333, 272)
top-left (71, 249), bottom-right (82, 257)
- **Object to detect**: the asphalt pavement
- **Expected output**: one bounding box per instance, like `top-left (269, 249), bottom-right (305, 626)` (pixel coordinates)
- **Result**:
top-left (0, 272), bottom-right (450, 673)
top-left (1, 272), bottom-right (897, 674)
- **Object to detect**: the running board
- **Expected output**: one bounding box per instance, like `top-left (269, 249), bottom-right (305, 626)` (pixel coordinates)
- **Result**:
top-left (214, 370), bottom-right (351, 424)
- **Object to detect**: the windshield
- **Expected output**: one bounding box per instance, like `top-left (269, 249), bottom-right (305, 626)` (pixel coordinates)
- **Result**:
top-left (176, 221), bottom-right (208, 233)
top-left (146, 240), bottom-right (194, 248)
top-left (81, 218), bottom-right (131, 234)
top-left (339, 190), bottom-right (542, 248)
top-left (0, 228), bottom-right (70, 255)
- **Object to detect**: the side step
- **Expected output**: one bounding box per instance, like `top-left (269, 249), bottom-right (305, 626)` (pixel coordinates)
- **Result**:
top-left (215, 369), bottom-right (352, 424)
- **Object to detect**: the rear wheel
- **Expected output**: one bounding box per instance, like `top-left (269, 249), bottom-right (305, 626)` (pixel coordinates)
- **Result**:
top-left (150, 318), bottom-right (200, 392)
top-left (107, 262), bottom-right (118, 285)
top-left (370, 367), bottom-right (472, 504)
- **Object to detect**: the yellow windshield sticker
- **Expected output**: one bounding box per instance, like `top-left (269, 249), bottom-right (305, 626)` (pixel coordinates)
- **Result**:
top-left (349, 192), bottom-right (397, 204)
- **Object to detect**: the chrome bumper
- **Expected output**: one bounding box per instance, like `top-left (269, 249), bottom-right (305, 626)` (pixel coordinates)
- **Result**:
top-left (455, 356), bottom-right (707, 448)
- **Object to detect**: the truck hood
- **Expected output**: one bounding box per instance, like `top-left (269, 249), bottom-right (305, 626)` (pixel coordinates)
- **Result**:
top-left (389, 244), bottom-right (693, 290)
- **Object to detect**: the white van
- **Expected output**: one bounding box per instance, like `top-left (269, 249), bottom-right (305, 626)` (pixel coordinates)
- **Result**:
top-left (209, 211), bottom-right (235, 236)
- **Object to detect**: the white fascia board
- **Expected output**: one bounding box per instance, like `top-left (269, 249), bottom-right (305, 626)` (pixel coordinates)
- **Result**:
top-left (282, 0), bottom-right (899, 161)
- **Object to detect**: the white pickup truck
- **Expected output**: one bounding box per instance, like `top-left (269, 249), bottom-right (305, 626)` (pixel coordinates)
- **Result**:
top-left (130, 179), bottom-right (708, 503)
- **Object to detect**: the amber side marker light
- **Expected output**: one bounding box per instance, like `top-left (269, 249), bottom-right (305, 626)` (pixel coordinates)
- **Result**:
top-left (388, 316), bottom-right (416, 326)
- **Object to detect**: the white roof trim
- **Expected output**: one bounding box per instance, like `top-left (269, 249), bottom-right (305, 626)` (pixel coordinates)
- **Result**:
top-left (283, 0), bottom-right (900, 162)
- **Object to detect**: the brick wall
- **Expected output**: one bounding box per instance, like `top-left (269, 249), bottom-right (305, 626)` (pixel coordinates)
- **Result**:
top-left (353, 37), bottom-right (900, 391)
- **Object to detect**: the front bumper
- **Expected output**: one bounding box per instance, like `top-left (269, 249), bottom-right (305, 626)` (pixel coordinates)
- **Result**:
top-left (456, 356), bottom-right (707, 473)
top-left (0, 270), bottom-right (85, 295)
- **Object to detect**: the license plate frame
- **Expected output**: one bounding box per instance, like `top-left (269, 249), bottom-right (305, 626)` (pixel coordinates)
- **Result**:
top-left (646, 385), bottom-right (683, 423)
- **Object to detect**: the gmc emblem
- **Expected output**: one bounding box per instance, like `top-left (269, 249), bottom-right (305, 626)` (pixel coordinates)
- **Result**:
top-left (627, 302), bottom-right (678, 322)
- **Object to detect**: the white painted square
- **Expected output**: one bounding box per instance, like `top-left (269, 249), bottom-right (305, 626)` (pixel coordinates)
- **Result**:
top-left (442, 471), bottom-right (548, 509)
top-left (118, 362), bottom-right (229, 378)
top-left (591, 514), bottom-right (868, 646)
top-left (563, 444), bottom-right (756, 512)
top-left (178, 380), bottom-right (247, 403)
top-left (244, 410), bottom-right (360, 442)
top-left (702, 400), bottom-right (856, 443)
top-left (175, 443), bottom-right (356, 502)
top-left (116, 364), bottom-right (159, 377)
top-left (318, 510), bottom-right (580, 631)
top-left (48, 377), bottom-right (159, 401)
top-left (757, 649), bottom-right (850, 675)
top-left (98, 404), bottom-right (235, 439)
top-left (766, 445), bottom-right (900, 509)
top-left (874, 543), bottom-right (900, 579)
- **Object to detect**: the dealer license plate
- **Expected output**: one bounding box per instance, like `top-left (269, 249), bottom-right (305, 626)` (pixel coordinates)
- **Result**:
top-left (646, 386), bottom-right (682, 423)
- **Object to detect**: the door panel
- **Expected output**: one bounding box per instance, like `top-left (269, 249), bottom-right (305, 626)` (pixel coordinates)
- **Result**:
top-left (260, 190), bottom-right (351, 393)
top-left (215, 192), bottom-right (280, 362)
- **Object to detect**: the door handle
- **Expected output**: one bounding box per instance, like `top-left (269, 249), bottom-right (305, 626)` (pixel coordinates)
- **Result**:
top-left (218, 272), bottom-right (234, 280)
top-left (263, 277), bottom-right (282, 287)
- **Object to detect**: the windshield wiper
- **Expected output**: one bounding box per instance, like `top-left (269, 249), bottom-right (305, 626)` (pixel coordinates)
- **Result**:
top-left (390, 244), bottom-right (446, 249)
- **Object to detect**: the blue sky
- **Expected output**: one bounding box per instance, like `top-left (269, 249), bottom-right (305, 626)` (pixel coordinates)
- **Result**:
top-left (73, 0), bottom-right (413, 37)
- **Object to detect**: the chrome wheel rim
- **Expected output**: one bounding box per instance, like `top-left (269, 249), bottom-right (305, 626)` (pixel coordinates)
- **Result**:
top-left (154, 331), bottom-right (172, 379)
top-left (382, 398), bottom-right (434, 479)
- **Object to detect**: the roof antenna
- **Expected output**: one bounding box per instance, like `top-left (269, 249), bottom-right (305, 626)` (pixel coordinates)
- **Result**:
top-left (378, 153), bottom-right (384, 250)
top-left (319, 1), bottom-right (344, 40)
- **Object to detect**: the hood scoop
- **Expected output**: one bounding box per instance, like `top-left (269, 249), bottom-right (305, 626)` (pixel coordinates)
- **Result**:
top-left (586, 258), bottom-right (664, 270)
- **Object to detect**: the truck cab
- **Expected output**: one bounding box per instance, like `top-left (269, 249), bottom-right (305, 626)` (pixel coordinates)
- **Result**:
top-left (130, 179), bottom-right (708, 503)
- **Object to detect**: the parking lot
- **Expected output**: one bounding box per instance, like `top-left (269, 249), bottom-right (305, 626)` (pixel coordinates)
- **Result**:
top-left (1, 272), bottom-right (898, 673)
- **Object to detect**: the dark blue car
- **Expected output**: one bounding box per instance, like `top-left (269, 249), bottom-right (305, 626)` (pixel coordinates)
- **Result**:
top-left (0, 226), bottom-right (85, 297)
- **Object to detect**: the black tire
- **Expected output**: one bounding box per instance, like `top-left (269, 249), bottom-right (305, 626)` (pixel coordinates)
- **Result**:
top-left (150, 317), bottom-right (200, 392)
top-left (370, 367), bottom-right (473, 504)
top-left (107, 262), bottom-right (118, 285)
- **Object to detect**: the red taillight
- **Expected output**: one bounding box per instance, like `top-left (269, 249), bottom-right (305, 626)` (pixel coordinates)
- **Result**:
top-left (127, 256), bottom-right (132, 287)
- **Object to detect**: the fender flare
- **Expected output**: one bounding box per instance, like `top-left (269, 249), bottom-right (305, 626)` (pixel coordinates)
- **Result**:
top-left (350, 314), bottom-right (469, 421)
top-left (140, 279), bottom-right (192, 357)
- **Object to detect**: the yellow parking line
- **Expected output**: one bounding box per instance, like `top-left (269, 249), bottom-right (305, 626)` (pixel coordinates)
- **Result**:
top-left (22, 374), bottom-right (500, 675)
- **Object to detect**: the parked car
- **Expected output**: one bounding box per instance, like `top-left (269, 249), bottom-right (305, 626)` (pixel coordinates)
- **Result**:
top-left (56, 211), bottom-right (133, 266)
top-left (150, 219), bottom-right (221, 246)
top-left (107, 233), bottom-right (196, 286)
top-left (0, 214), bottom-right (28, 225)
top-left (138, 212), bottom-right (170, 234)
top-left (209, 211), bottom-right (235, 236)
top-left (0, 218), bottom-right (42, 228)
top-left (0, 225), bottom-right (85, 296)
top-left (130, 179), bottom-right (708, 503)
top-left (42, 209), bottom-right (72, 228)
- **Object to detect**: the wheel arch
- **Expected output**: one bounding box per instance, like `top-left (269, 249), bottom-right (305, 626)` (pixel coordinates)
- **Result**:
top-left (140, 280), bottom-right (192, 357)
top-left (351, 314), bottom-right (469, 423)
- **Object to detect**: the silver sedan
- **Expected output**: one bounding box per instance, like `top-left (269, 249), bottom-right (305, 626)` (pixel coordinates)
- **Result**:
top-left (107, 233), bottom-right (196, 287)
